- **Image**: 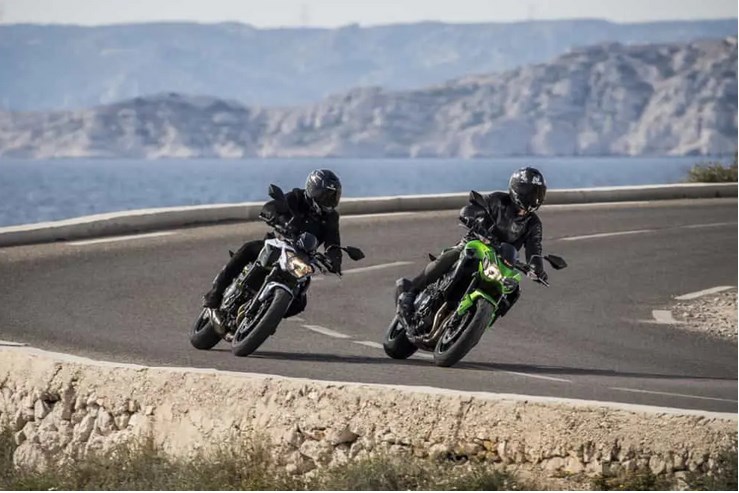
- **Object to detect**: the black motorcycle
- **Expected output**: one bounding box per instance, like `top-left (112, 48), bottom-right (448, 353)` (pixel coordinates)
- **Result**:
top-left (190, 184), bottom-right (365, 357)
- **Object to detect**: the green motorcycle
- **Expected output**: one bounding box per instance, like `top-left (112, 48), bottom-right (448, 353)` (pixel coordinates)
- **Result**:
top-left (383, 191), bottom-right (567, 367)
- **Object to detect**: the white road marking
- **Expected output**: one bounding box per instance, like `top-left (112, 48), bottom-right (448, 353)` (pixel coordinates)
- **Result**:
top-left (353, 340), bottom-right (384, 349)
top-left (290, 316), bottom-right (306, 322)
top-left (544, 201), bottom-right (651, 209)
top-left (651, 310), bottom-right (684, 325)
top-left (501, 370), bottom-right (572, 383)
top-left (413, 352), bottom-right (434, 360)
top-left (67, 231), bottom-right (175, 246)
top-left (302, 325), bottom-right (351, 339)
top-left (675, 286), bottom-right (735, 300)
top-left (610, 387), bottom-right (738, 403)
top-left (466, 363), bottom-right (572, 382)
top-left (680, 221), bottom-right (737, 230)
top-left (342, 261), bottom-right (414, 275)
top-left (343, 212), bottom-right (416, 220)
top-left (559, 222), bottom-right (736, 243)
top-left (560, 229), bottom-right (653, 241)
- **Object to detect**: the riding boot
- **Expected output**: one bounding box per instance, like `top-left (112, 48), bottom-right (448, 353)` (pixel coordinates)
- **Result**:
top-left (203, 267), bottom-right (231, 308)
top-left (395, 278), bottom-right (417, 326)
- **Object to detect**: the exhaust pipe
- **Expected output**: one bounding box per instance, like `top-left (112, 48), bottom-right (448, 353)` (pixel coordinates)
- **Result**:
top-left (208, 308), bottom-right (227, 336)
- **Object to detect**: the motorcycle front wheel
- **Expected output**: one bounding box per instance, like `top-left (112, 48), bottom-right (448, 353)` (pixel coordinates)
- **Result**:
top-left (432, 300), bottom-right (494, 367)
top-left (231, 289), bottom-right (292, 357)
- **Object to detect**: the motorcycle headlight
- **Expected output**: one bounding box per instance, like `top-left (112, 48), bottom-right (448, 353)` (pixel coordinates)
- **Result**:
top-left (285, 252), bottom-right (314, 278)
top-left (482, 257), bottom-right (503, 281)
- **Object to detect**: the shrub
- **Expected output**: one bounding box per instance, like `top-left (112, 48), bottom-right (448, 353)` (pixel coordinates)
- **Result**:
top-left (687, 154), bottom-right (738, 182)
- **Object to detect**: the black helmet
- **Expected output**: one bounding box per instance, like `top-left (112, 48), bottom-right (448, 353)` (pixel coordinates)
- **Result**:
top-left (305, 169), bottom-right (342, 213)
top-left (508, 167), bottom-right (546, 213)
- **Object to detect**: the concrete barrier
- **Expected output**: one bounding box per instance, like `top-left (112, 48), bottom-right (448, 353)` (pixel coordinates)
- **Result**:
top-left (0, 345), bottom-right (735, 479)
top-left (0, 183), bottom-right (735, 247)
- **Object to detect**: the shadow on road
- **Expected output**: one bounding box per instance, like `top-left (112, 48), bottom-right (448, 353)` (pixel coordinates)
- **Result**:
top-left (249, 350), bottom-right (429, 367)
top-left (459, 360), bottom-right (737, 382)
top-left (242, 350), bottom-right (736, 382)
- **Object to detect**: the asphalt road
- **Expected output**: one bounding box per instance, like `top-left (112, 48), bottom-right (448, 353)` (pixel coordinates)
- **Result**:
top-left (1, 199), bottom-right (736, 413)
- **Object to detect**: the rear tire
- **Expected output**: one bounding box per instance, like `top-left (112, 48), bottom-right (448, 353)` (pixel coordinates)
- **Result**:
top-left (433, 301), bottom-right (494, 367)
top-left (189, 308), bottom-right (221, 350)
top-left (383, 316), bottom-right (418, 359)
top-left (231, 289), bottom-right (292, 357)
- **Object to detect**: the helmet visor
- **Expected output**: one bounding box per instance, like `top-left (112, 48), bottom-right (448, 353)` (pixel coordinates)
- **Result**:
top-left (312, 187), bottom-right (341, 210)
top-left (516, 183), bottom-right (546, 212)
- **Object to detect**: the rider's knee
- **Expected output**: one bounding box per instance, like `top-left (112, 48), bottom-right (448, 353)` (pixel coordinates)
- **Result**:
top-left (284, 293), bottom-right (307, 318)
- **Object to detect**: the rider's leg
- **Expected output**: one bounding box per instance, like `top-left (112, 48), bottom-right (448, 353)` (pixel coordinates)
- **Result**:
top-left (398, 246), bottom-right (463, 319)
top-left (496, 285), bottom-right (520, 318)
top-left (285, 280), bottom-right (310, 318)
top-left (203, 240), bottom-right (264, 308)
top-left (443, 247), bottom-right (479, 304)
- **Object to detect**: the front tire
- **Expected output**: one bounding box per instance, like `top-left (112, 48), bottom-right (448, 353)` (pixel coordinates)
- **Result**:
top-left (383, 316), bottom-right (418, 359)
top-left (231, 289), bottom-right (292, 357)
top-left (433, 300), bottom-right (494, 367)
top-left (189, 308), bottom-right (221, 350)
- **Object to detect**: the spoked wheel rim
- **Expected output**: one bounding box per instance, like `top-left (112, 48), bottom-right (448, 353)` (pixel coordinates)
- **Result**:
top-left (436, 310), bottom-right (473, 353)
top-left (233, 300), bottom-right (270, 343)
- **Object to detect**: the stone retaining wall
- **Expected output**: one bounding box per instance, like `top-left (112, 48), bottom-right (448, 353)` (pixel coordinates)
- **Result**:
top-left (0, 346), bottom-right (735, 479)
top-left (1, 183), bottom-right (735, 247)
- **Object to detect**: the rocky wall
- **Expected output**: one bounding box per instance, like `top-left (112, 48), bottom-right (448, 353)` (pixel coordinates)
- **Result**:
top-left (0, 347), bottom-right (735, 479)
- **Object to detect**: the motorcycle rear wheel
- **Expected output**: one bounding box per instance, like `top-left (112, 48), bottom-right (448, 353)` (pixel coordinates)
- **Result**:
top-left (383, 315), bottom-right (418, 359)
top-left (189, 308), bottom-right (221, 350)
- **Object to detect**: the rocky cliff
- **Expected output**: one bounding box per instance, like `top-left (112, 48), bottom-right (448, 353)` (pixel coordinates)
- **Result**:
top-left (1, 19), bottom-right (735, 111)
top-left (0, 37), bottom-right (735, 158)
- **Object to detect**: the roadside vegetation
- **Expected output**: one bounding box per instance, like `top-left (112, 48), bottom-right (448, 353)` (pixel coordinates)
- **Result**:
top-left (0, 429), bottom-right (522, 491)
top-left (590, 450), bottom-right (738, 491)
top-left (686, 153), bottom-right (738, 182)
top-left (1, 429), bottom-right (735, 490)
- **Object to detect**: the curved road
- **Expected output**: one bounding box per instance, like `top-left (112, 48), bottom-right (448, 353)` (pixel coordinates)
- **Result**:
top-left (0, 199), bottom-right (736, 413)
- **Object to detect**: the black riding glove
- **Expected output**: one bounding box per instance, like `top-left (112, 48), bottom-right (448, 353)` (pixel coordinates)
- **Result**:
top-left (326, 249), bottom-right (342, 275)
top-left (529, 256), bottom-right (546, 282)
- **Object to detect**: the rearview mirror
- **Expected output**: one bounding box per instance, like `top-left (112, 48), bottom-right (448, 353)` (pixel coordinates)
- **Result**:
top-left (469, 190), bottom-right (487, 210)
top-left (344, 246), bottom-right (365, 261)
top-left (545, 254), bottom-right (567, 270)
top-left (268, 184), bottom-right (285, 201)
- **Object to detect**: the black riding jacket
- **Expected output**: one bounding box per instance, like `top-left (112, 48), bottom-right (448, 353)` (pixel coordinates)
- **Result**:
top-left (260, 188), bottom-right (342, 272)
top-left (461, 191), bottom-right (544, 274)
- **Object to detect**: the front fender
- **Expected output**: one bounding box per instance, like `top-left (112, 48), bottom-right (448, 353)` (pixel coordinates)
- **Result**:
top-left (456, 290), bottom-right (498, 326)
top-left (258, 281), bottom-right (295, 302)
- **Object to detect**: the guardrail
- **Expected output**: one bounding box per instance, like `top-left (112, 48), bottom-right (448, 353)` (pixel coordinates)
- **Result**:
top-left (0, 183), bottom-right (735, 247)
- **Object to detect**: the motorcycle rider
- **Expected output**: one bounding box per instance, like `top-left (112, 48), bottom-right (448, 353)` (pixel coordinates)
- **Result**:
top-left (397, 167), bottom-right (548, 326)
top-left (202, 169), bottom-right (343, 314)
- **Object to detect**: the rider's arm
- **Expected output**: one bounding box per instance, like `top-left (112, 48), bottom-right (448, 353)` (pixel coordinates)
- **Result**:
top-left (259, 188), bottom-right (300, 227)
top-left (523, 215), bottom-right (545, 275)
top-left (323, 210), bottom-right (342, 274)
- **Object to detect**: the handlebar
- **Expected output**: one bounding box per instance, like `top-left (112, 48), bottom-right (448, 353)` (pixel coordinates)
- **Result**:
top-left (467, 228), bottom-right (549, 287)
top-left (260, 215), bottom-right (340, 275)
top-left (312, 252), bottom-right (341, 277)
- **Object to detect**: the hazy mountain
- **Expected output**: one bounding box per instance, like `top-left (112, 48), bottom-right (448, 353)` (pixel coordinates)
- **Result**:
top-left (0, 37), bottom-right (735, 158)
top-left (0, 18), bottom-right (736, 111)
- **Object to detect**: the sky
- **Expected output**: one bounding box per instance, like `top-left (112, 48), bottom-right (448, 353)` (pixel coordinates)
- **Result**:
top-left (1, 0), bottom-right (737, 26)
